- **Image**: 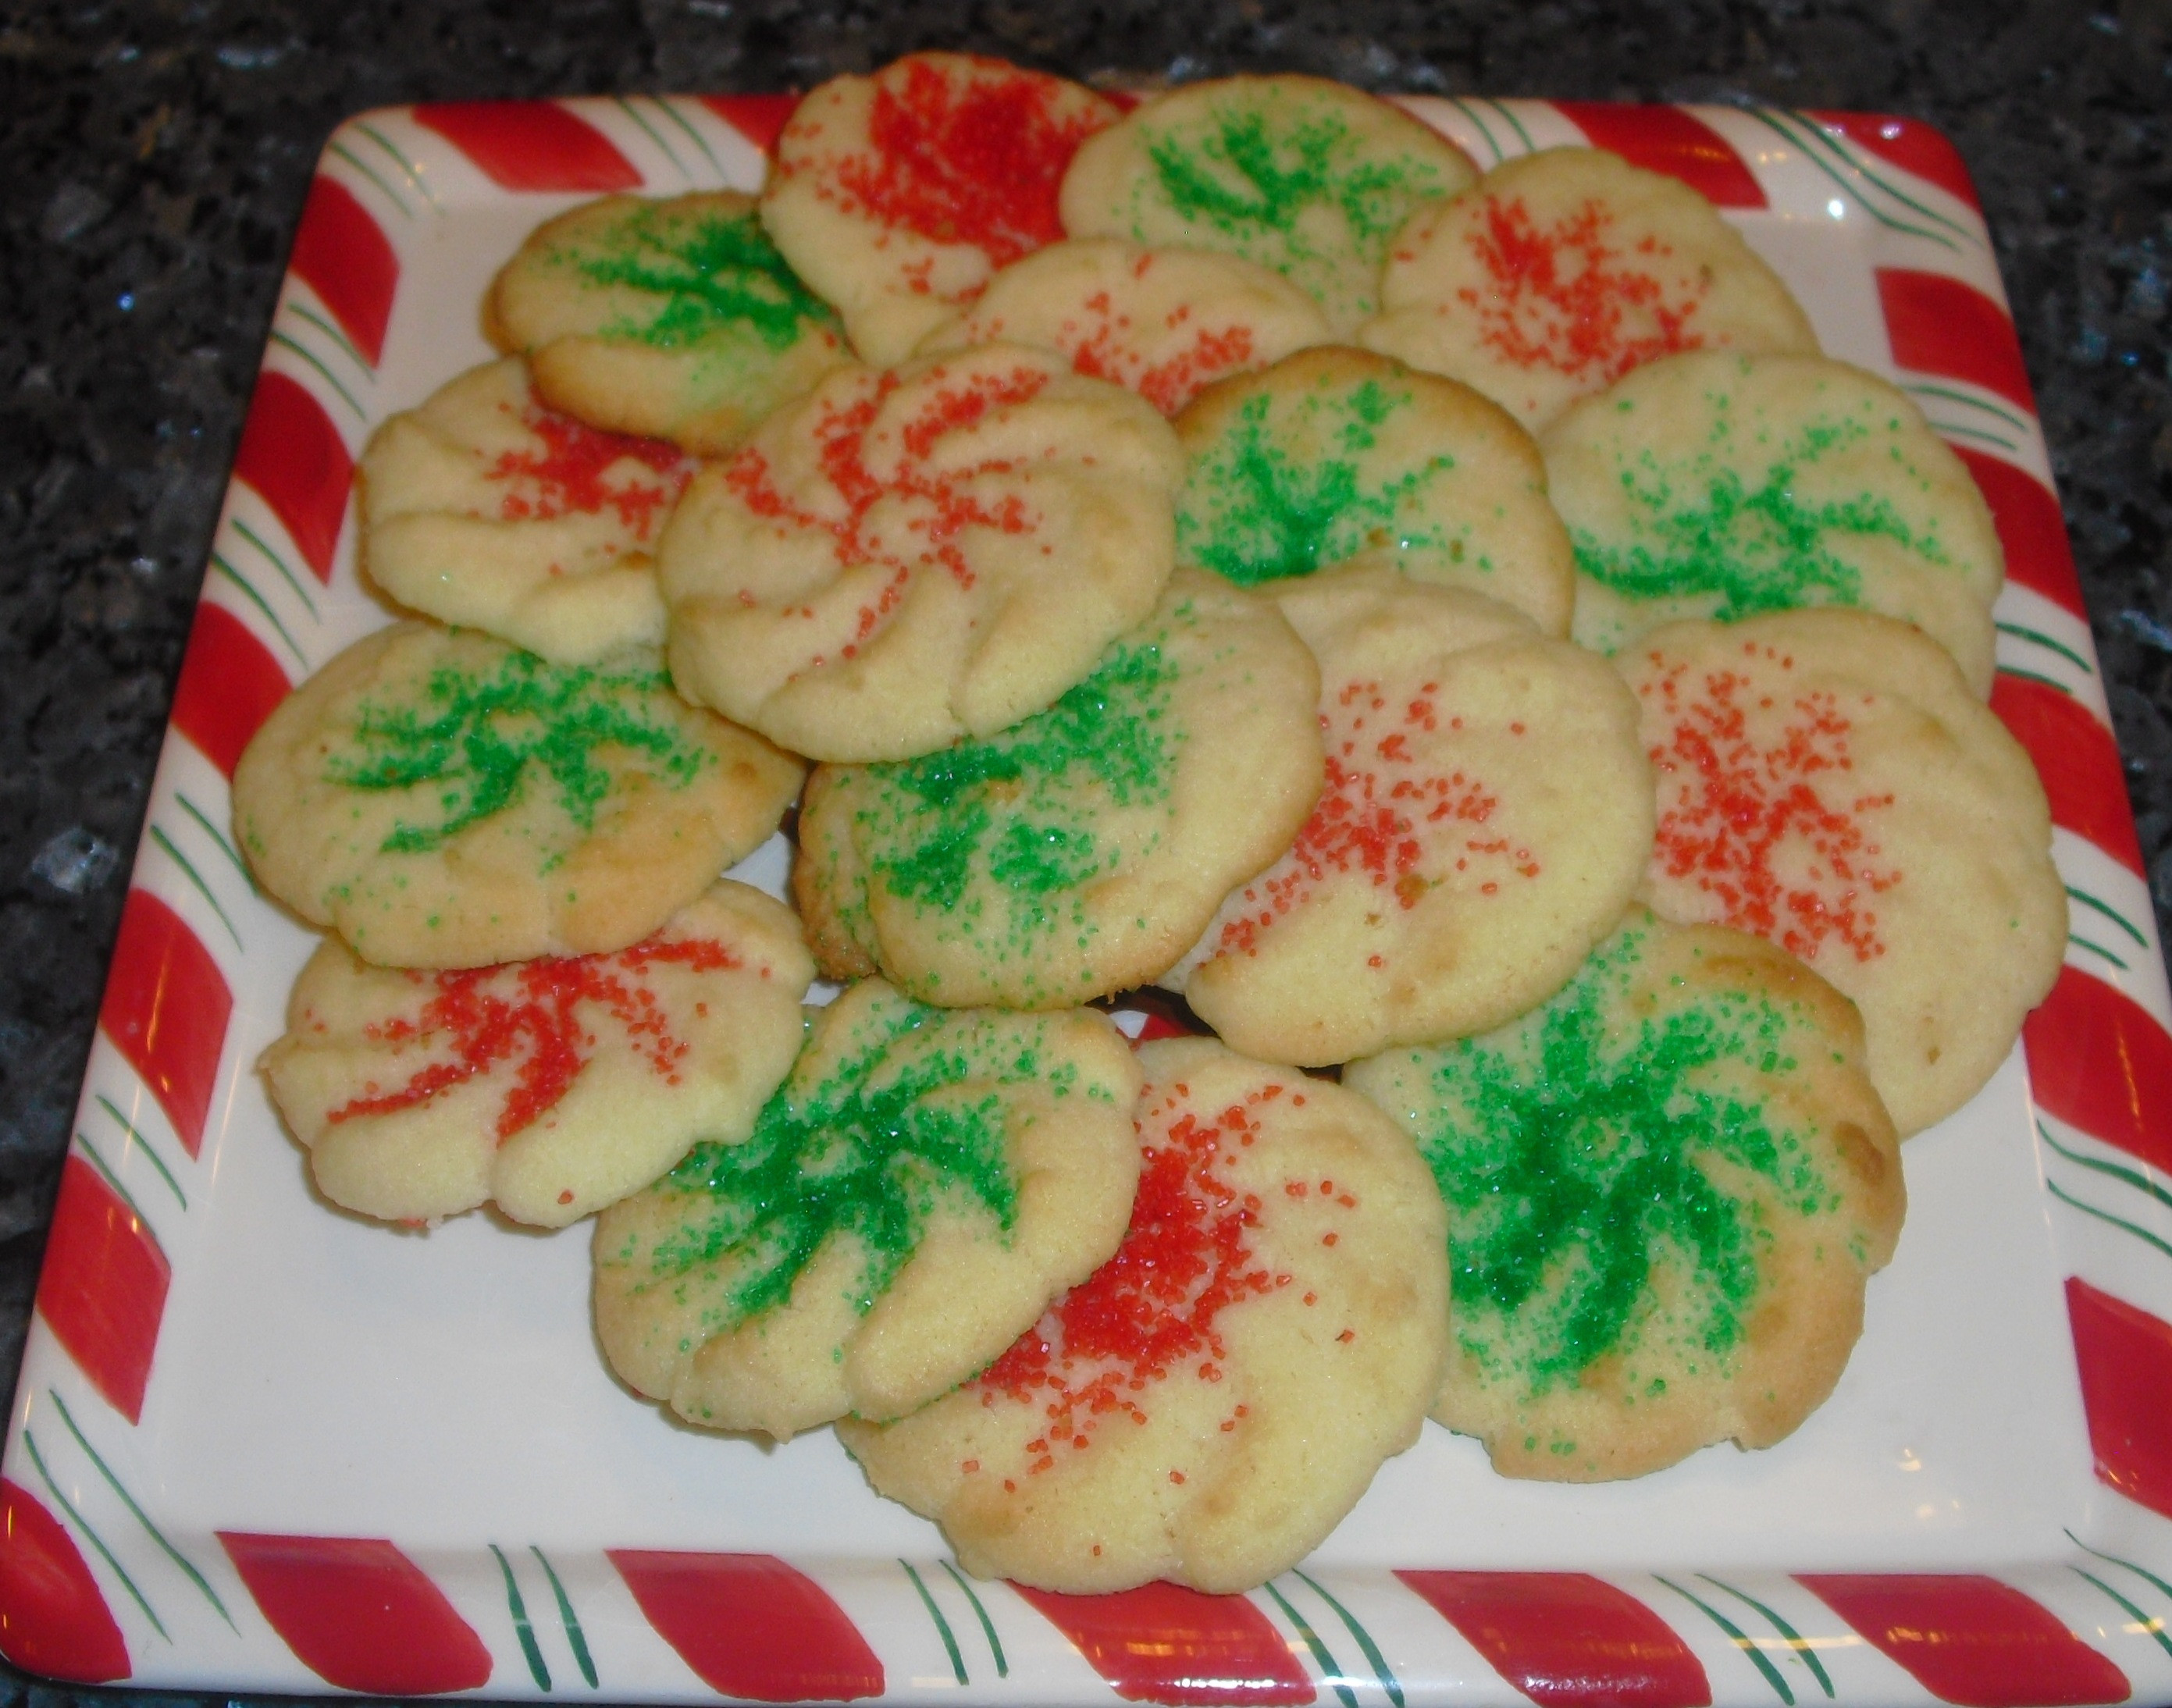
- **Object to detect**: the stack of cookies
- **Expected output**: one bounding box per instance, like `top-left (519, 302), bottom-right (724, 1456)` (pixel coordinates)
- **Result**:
top-left (238, 52), bottom-right (2065, 1594)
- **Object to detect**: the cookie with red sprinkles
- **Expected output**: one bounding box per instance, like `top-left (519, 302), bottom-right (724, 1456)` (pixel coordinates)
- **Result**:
top-left (1174, 565), bottom-right (1654, 1066)
top-left (359, 358), bottom-right (693, 664)
top-left (658, 342), bottom-right (1183, 763)
top-left (838, 1034), bottom-right (1447, 1592)
top-left (262, 881), bottom-right (813, 1228)
top-left (1360, 147), bottom-right (1818, 432)
top-left (1624, 609), bottom-right (2066, 1135)
top-left (761, 53), bottom-right (1120, 365)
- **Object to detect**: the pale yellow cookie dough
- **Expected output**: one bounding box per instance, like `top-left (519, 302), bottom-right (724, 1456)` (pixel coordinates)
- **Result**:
top-left (1348, 909), bottom-right (1904, 1482)
top-left (659, 343), bottom-right (1182, 762)
top-left (1549, 350), bottom-right (2003, 696)
top-left (917, 237), bottom-right (1330, 415)
top-left (839, 1036), bottom-right (1448, 1593)
top-left (262, 881), bottom-right (814, 1228)
top-left (487, 192), bottom-right (853, 454)
top-left (1624, 610), bottom-right (2066, 1135)
top-left (1360, 148), bottom-right (1818, 431)
top-left (359, 358), bottom-right (689, 664)
top-left (1062, 75), bottom-right (1476, 333)
top-left (233, 624), bottom-right (803, 968)
top-left (593, 980), bottom-right (1143, 1440)
top-left (1177, 567), bottom-right (1654, 1065)
top-left (1173, 345), bottom-right (1576, 634)
top-left (762, 53), bottom-right (1120, 365)
top-left (794, 569), bottom-right (1323, 1008)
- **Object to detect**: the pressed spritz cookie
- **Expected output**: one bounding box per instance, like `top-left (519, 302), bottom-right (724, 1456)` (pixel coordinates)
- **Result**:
top-left (262, 881), bottom-right (813, 1228)
top-left (233, 624), bottom-right (803, 968)
top-left (592, 980), bottom-right (1142, 1439)
top-left (1348, 909), bottom-right (1904, 1482)
top-left (840, 1035), bottom-right (1447, 1592)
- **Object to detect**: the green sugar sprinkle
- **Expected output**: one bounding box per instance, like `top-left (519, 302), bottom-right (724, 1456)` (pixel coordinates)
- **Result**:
top-left (1573, 413), bottom-right (1948, 624)
top-left (853, 630), bottom-right (1182, 955)
top-left (1407, 926), bottom-right (1831, 1393)
top-left (650, 998), bottom-right (1041, 1325)
top-left (328, 649), bottom-right (711, 854)
top-left (1179, 382), bottom-right (1456, 584)
top-left (562, 203), bottom-right (837, 352)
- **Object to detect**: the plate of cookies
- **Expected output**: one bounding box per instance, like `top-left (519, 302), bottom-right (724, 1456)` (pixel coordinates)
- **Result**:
top-left (8, 55), bottom-right (2172, 1708)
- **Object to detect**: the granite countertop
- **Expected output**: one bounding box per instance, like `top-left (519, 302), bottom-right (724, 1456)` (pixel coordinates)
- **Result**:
top-left (2, 2), bottom-right (2167, 1701)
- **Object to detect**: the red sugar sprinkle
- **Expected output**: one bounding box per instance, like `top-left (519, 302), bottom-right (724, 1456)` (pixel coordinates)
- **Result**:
top-left (828, 57), bottom-right (1111, 265)
top-left (1458, 194), bottom-right (1707, 381)
top-left (326, 936), bottom-right (739, 1141)
top-left (1056, 277), bottom-right (1261, 415)
top-left (490, 406), bottom-right (690, 539)
top-left (1648, 658), bottom-right (1900, 962)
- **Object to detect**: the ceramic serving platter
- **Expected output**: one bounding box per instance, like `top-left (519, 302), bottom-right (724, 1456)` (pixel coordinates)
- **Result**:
top-left (5, 91), bottom-right (2171, 1708)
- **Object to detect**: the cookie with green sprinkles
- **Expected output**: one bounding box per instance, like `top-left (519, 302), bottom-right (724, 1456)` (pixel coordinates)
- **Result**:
top-left (488, 191), bottom-right (852, 455)
top-left (233, 623), bottom-right (804, 969)
top-left (1359, 148), bottom-right (1818, 432)
top-left (1174, 565), bottom-right (1654, 1066)
top-left (1346, 908), bottom-right (1905, 1482)
top-left (761, 53), bottom-right (1120, 365)
top-left (1547, 350), bottom-right (2004, 696)
top-left (839, 1035), bottom-right (1447, 1593)
top-left (262, 880), bottom-right (813, 1229)
top-left (590, 979), bottom-right (1144, 1441)
top-left (1173, 345), bottom-right (1576, 634)
top-left (360, 358), bottom-right (693, 665)
top-left (1060, 75), bottom-right (1476, 334)
top-left (1624, 609), bottom-right (2067, 1137)
top-left (793, 568), bottom-right (1324, 1009)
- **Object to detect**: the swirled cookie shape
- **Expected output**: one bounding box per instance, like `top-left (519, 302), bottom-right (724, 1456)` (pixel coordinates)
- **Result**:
top-left (839, 1036), bottom-right (1447, 1593)
top-left (916, 238), bottom-right (1330, 415)
top-left (1061, 76), bottom-right (1476, 333)
top-left (1173, 345), bottom-right (1576, 633)
top-left (658, 343), bottom-right (1183, 763)
top-left (358, 358), bottom-right (692, 664)
top-left (1360, 148), bottom-right (1818, 431)
top-left (1175, 567), bottom-right (1653, 1066)
top-left (487, 192), bottom-right (852, 454)
top-left (1549, 351), bottom-right (2003, 695)
top-left (592, 980), bottom-right (1142, 1440)
top-left (1347, 909), bottom-right (1904, 1482)
top-left (793, 569), bottom-right (1323, 1008)
top-left (262, 881), bottom-right (812, 1228)
top-left (1623, 610), bottom-right (2066, 1136)
top-left (762, 54), bottom-right (1120, 365)
top-left (233, 624), bottom-right (803, 968)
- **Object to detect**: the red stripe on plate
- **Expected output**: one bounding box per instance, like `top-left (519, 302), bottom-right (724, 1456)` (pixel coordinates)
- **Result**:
top-left (2065, 1276), bottom-right (2172, 1523)
top-left (1877, 269), bottom-right (2035, 413)
top-left (1953, 445), bottom-right (2086, 621)
top-left (34, 1155), bottom-right (171, 1424)
top-left (1397, 1571), bottom-right (1710, 1707)
top-left (1989, 674), bottom-right (2144, 877)
top-left (231, 369), bottom-right (351, 582)
top-left (699, 93), bottom-right (802, 155)
top-left (1014, 1582), bottom-right (1313, 1706)
top-left (1551, 103), bottom-right (1765, 208)
top-left (219, 1532), bottom-right (493, 1695)
top-left (2024, 966), bottom-right (2172, 1176)
top-left (1805, 110), bottom-right (1982, 212)
top-left (607, 1550), bottom-right (883, 1702)
top-left (412, 100), bottom-right (643, 191)
top-left (0, 1477), bottom-right (130, 1682)
top-left (98, 889), bottom-right (232, 1160)
top-left (1797, 1572), bottom-right (2129, 1706)
top-left (287, 176), bottom-right (398, 365)
top-left (169, 602), bottom-right (292, 780)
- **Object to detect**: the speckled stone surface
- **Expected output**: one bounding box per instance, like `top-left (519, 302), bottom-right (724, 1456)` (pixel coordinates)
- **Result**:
top-left (2, 2), bottom-right (2168, 1699)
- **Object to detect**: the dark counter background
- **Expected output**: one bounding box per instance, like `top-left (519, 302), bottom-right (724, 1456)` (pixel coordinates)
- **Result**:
top-left (3, 2), bottom-right (2168, 1701)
